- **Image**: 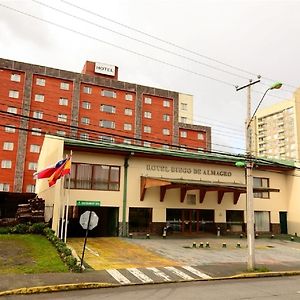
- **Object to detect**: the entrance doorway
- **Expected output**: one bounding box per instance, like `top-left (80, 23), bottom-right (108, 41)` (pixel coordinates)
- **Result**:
top-left (166, 209), bottom-right (214, 233)
top-left (279, 211), bottom-right (287, 234)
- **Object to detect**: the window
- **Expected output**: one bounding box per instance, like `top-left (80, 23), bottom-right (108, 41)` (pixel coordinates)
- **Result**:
top-left (254, 211), bottom-right (270, 232)
top-left (163, 128), bottom-right (170, 135)
top-left (82, 101), bottom-right (91, 109)
top-left (34, 94), bottom-right (45, 102)
top-left (144, 111), bottom-right (152, 119)
top-left (60, 82), bottom-right (70, 90)
top-left (101, 90), bottom-right (116, 98)
top-left (9, 90), bottom-right (19, 98)
top-left (26, 185), bottom-right (35, 193)
top-left (101, 104), bottom-right (116, 113)
top-left (0, 183), bottom-right (10, 192)
top-left (11, 74), bottom-right (21, 82)
top-left (124, 123), bottom-right (132, 131)
top-left (30, 144), bottom-right (40, 153)
top-left (144, 97), bottom-right (152, 104)
top-left (59, 98), bottom-right (68, 106)
top-left (1, 160), bottom-right (12, 169)
top-left (4, 125), bottom-right (16, 133)
top-left (81, 117), bottom-right (90, 125)
top-left (70, 163), bottom-right (120, 191)
top-left (7, 107), bottom-right (17, 114)
top-left (181, 103), bottom-right (188, 110)
top-left (56, 130), bottom-right (66, 136)
top-left (124, 108), bottom-right (133, 116)
top-left (100, 136), bottom-right (115, 143)
top-left (3, 142), bottom-right (14, 151)
top-left (163, 100), bottom-right (170, 107)
top-left (198, 132), bottom-right (204, 140)
top-left (83, 86), bottom-right (92, 94)
top-left (163, 114), bottom-right (170, 121)
top-left (180, 131), bottom-right (187, 138)
top-left (124, 138), bottom-right (131, 144)
top-left (36, 78), bottom-right (46, 86)
top-left (181, 117), bottom-right (188, 123)
top-left (143, 141), bottom-right (151, 147)
top-left (162, 144), bottom-right (170, 150)
top-left (32, 128), bottom-right (42, 136)
top-left (58, 114), bottom-right (67, 122)
top-left (28, 162), bottom-right (37, 171)
top-left (33, 111), bottom-right (43, 119)
top-left (100, 120), bottom-right (115, 129)
top-left (253, 177), bottom-right (270, 199)
top-left (187, 194), bottom-right (196, 205)
top-left (80, 133), bottom-right (89, 140)
top-left (144, 125), bottom-right (151, 133)
top-left (125, 94), bottom-right (133, 101)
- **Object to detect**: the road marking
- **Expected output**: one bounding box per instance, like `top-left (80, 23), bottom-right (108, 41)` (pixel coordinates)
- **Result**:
top-left (146, 267), bottom-right (172, 281)
top-left (127, 268), bottom-right (154, 283)
top-left (181, 266), bottom-right (212, 279)
top-left (107, 269), bottom-right (131, 285)
top-left (164, 266), bottom-right (194, 280)
top-left (85, 246), bottom-right (100, 257)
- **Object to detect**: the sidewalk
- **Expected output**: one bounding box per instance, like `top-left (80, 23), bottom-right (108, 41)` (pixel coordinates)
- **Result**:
top-left (1, 236), bottom-right (300, 296)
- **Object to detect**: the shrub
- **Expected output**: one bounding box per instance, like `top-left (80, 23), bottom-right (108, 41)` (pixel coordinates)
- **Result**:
top-left (0, 227), bottom-right (11, 234)
top-left (29, 223), bottom-right (48, 234)
top-left (10, 223), bottom-right (30, 234)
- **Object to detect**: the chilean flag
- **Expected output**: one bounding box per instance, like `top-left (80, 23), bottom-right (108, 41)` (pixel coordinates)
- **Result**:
top-left (33, 158), bottom-right (68, 179)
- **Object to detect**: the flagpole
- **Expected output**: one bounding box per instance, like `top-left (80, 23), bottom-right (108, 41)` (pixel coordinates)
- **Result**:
top-left (59, 184), bottom-right (65, 240)
top-left (64, 151), bottom-right (72, 243)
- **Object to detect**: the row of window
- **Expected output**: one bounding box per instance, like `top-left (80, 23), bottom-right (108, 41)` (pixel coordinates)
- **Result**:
top-left (1, 160), bottom-right (38, 170)
top-left (36, 78), bottom-right (70, 90)
top-left (0, 183), bottom-right (35, 192)
top-left (2, 142), bottom-right (40, 153)
top-left (180, 131), bottom-right (204, 140)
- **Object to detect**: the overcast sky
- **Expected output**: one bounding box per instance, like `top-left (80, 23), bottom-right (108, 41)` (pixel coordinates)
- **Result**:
top-left (1, 0), bottom-right (299, 154)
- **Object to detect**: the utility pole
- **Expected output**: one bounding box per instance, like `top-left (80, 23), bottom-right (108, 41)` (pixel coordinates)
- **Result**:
top-left (236, 78), bottom-right (260, 271)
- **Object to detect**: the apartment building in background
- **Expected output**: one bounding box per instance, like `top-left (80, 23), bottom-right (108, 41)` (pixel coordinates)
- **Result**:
top-left (0, 58), bottom-right (211, 193)
top-left (252, 88), bottom-right (300, 162)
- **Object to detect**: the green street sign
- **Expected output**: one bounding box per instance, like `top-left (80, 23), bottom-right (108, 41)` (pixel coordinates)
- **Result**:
top-left (77, 200), bottom-right (101, 207)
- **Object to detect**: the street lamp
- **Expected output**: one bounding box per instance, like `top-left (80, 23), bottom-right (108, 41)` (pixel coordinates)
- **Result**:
top-left (236, 80), bottom-right (282, 271)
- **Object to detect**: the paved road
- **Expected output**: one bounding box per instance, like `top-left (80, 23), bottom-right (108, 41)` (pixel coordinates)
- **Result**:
top-left (6, 276), bottom-right (300, 300)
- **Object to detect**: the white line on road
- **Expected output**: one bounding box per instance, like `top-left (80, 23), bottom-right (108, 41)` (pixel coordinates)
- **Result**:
top-left (107, 269), bottom-right (131, 285)
top-left (127, 268), bottom-right (154, 283)
top-left (164, 266), bottom-right (194, 280)
top-left (85, 246), bottom-right (100, 257)
top-left (146, 267), bottom-right (172, 281)
top-left (181, 266), bottom-right (212, 279)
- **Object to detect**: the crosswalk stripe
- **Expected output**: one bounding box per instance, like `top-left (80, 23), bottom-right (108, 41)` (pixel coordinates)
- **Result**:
top-left (146, 267), bottom-right (172, 281)
top-left (107, 269), bottom-right (131, 285)
top-left (164, 266), bottom-right (194, 280)
top-left (181, 266), bottom-right (212, 279)
top-left (127, 268), bottom-right (154, 283)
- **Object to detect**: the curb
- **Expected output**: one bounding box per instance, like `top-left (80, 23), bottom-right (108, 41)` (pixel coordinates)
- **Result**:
top-left (0, 282), bottom-right (115, 297)
top-left (1, 270), bottom-right (300, 296)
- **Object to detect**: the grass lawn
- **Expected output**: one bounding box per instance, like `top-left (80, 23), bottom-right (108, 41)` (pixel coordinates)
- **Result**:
top-left (0, 234), bottom-right (68, 274)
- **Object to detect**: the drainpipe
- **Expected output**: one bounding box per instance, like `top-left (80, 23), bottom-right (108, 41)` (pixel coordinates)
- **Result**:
top-left (122, 154), bottom-right (130, 237)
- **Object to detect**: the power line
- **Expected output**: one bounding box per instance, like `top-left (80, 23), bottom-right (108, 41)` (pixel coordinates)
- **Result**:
top-left (0, 3), bottom-right (235, 87)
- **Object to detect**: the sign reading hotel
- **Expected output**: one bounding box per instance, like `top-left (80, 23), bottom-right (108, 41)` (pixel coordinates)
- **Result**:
top-left (94, 62), bottom-right (115, 76)
top-left (146, 164), bottom-right (232, 177)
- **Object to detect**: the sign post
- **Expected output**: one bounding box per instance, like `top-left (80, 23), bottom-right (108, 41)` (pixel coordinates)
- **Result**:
top-left (78, 201), bottom-right (100, 270)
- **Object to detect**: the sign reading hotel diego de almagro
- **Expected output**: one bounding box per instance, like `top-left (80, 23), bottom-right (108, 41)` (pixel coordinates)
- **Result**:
top-left (145, 164), bottom-right (232, 177)
top-left (94, 62), bottom-right (116, 76)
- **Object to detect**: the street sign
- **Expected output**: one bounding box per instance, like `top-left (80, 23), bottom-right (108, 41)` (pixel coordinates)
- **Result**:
top-left (77, 200), bottom-right (101, 207)
top-left (79, 211), bottom-right (99, 230)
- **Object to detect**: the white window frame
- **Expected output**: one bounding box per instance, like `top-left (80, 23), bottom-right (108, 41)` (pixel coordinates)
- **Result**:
top-left (163, 128), bottom-right (170, 135)
top-left (81, 117), bottom-right (90, 125)
top-left (80, 133), bottom-right (89, 140)
top-left (9, 90), bottom-right (19, 98)
top-left (33, 111), bottom-right (43, 119)
top-left (100, 120), bottom-right (115, 129)
top-left (56, 130), bottom-right (66, 136)
top-left (4, 125), bottom-right (16, 133)
top-left (83, 86), bottom-right (92, 94)
top-left (124, 108), bottom-right (133, 116)
top-left (198, 133), bottom-right (204, 140)
top-left (1, 160), bottom-right (12, 169)
top-left (100, 135), bottom-right (115, 143)
top-left (181, 117), bottom-right (188, 123)
top-left (101, 104), bottom-right (116, 114)
top-left (59, 98), bottom-right (68, 106)
top-left (36, 78), bottom-right (46, 86)
top-left (26, 184), bottom-right (35, 193)
top-left (163, 100), bottom-right (170, 107)
top-left (60, 82), bottom-right (70, 90)
top-left (28, 162), bottom-right (38, 171)
top-left (163, 114), bottom-right (170, 121)
top-left (181, 103), bottom-right (188, 110)
top-left (144, 111), bottom-right (152, 119)
top-left (32, 128), bottom-right (42, 136)
top-left (7, 107), bottom-right (17, 114)
top-left (124, 123), bottom-right (132, 131)
top-left (0, 183), bottom-right (10, 192)
top-left (10, 74), bottom-right (21, 82)
top-left (3, 142), bottom-right (14, 151)
top-left (125, 94), bottom-right (133, 101)
top-left (144, 125), bottom-right (151, 133)
top-left (82, 101), bottom-right (91, 109)
top-left (58, 114), bottom-right (67, 122)
top-left (144, 97), bottom-right (152, 104)
top-left (34, 94), bottom-right (45, 102)
top-left (180, 131), bottom-right (187, 138)
top-left (123, 138), bottom-right (131, 144)
top-left (101, 90), bottom-right (116, 98)
top-left (30, 144), bottom-right (40, 153)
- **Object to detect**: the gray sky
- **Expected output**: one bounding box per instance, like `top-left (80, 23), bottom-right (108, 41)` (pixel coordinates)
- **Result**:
top-left (1, 0), bottom-right (299, 153)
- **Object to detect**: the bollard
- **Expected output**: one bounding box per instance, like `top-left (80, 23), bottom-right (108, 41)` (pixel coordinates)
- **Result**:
top-left (193, 242), bottom-right (197, 248)
top-left (162, 232), bottom-right (167, 239)
top-left (222, 243), bottom-right (227, 248)
top-left (240, 233), bottom-right (244, 239)
top-left (146, 233), bottom-right (150, 239)
top-left (217, 227), bottom-right (220, 237)
top-left (129, 233), bottom-right (133, 239)
top-left (291, 236), bottom-right (294, 241)
top-left (236, 243), bottom-right (241, 248)
top-left (162, 227), bottom-right (167, 239)
top-left (255, 233), bottom-right (259, 239)
top-left (199, 242), bottom-right (204, 248)
top-left (271, 234), bottom-right (274, 239)
top-left (205, 242), bottom-right (210, 248)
